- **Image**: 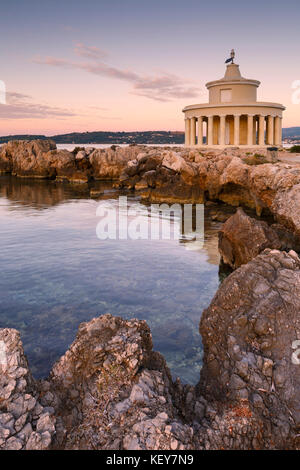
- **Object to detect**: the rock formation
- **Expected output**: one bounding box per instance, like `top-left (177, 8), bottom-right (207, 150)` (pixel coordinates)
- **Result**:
top-left (2, 140), bottom-right (300, 240)
top-left (1, 250), bottom-right (300, 450)
top-left (218, 207), bottom-right (281, 268)
top-left (219, 207), bottom-right (300, 269)
top-left (200, 249), bottom-right (300, 450)
top-left (0, 140), bottom-right (142, 183)
top-left (0, 329), bottom-right (56, 450)
top-left (119, 148), bottom-right (300, 240)
top-left (1, 141), bottom-right (300, 450)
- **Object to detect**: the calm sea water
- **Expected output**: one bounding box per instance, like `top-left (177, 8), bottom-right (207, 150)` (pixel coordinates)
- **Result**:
top-left (0, 176), bottom-right (224, 384)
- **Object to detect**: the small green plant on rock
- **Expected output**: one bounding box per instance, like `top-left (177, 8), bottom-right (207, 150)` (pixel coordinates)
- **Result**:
top-left (289, 145), bottom-right (300, 153)
top-left (243, 153), bottom-right (268, 165)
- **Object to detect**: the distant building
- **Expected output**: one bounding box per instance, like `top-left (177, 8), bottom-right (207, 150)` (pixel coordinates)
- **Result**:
top-left (183, 51), bottom-right (285, 147)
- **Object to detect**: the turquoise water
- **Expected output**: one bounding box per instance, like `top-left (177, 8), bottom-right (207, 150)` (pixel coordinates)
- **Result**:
top-left (0, 176), bottom-right (222, 384)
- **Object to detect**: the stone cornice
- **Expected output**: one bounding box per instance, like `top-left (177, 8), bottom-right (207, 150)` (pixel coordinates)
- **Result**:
top-left (206, 79), bottom-right (261, 89)
top-left (183, 102), bottom-right (286, 113)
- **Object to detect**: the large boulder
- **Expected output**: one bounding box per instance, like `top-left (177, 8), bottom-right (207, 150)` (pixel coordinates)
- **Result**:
top-left (0, 140), bottom-right (57, 178)
top-left (89, 146), bottom-right (143, 180)
top-left (120, 150), bottom-right (204, 203)
top-left (162, 151), bottom-right (198, 185)
top-left (219, 207), bottom-right (281, 268)
top-left (199, 249), bottom-right (300, 449)
top-left (43, 314), bottom-right (195, 450)
top-left (53, 150), bottom-right (92, 183)
top-left (0, 329), bottom-right (56, 450)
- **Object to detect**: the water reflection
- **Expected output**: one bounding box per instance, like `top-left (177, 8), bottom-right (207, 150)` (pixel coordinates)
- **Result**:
top-left (0, 176), bottom-right (227, 383)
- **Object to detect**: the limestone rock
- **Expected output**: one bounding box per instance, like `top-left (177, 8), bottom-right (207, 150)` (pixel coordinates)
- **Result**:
top-left (219, 207), bottom-right (281, 268)
top-left (199, 249), bottom-right (300, 449)
top-left (46, 314), bottom-right (194, 450)
top-left (0, 329), bottom-right (56, 450)
top-left (89, 146), bottom-right (143, 180)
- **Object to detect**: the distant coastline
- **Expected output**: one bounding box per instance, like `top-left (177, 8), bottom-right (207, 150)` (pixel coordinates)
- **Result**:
top-left (0, 128), bottom-right (300, 145)
top-left (0, 131), bottom-right (185, 145)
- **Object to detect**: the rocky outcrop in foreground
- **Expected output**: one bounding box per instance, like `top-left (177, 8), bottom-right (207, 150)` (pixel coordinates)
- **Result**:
top-left (0, 329), bottom-right (56, 450)
top-left (1, 250), bottom-right (299, 450)
top-left (218, 207), bottom-right (300, 269)
top-left (200, 248), bottom-right (300, 449)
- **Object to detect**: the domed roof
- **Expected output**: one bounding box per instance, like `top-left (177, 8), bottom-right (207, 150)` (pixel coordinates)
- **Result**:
top-left (206, 63), bottom-right (260, 90)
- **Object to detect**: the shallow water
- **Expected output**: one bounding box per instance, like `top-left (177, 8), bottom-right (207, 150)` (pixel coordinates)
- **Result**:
top-left (0, 176), bottom-right (224, 384)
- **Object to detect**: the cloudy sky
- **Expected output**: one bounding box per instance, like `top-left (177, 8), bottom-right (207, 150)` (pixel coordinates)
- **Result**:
top-left (0, 0), bottom-right (299, 135)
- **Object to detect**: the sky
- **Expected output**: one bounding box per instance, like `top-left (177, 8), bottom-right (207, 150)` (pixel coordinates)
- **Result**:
top-left (0, 0), bottom-right (300, 135)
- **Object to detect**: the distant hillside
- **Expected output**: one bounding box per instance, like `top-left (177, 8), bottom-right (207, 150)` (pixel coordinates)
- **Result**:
top-left (0, 128), bottom-right (299, 144)
top-left (282, 127), bottom-right (300, 138)
top-left (0, 131), bottom-right (185, 145)
top-left (0, 134), bottom-right (47, 143)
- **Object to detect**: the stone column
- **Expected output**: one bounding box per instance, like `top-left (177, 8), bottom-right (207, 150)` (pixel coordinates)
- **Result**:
top-left (219, 115), bottom-right (226, 146)
top-left (258, 115), bottom-right (265, 146)
top-left (279, 116), bottom-right (282, 146)
top-left (190, 117), bottom-right (196, 146)
top-left (185, 118), bottom-right (191, 146)
top-left (234, 114), bottom-right (240, 146)
top-left (207, 116), bottom-right (213, 146)
top-left (274, 116), bottom-right (281, 146)
top-left (267, 115), bottom-right (274, 145)
top-left (247, 114), bottom-right (254, 146)
top-left (197, 116), bottom-right (203, 146)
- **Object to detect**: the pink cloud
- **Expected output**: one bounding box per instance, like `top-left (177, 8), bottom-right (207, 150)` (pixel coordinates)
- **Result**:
top-left (0, 92), bottom-right (76, 119)
top-left (33, 44), bottom-right (201, 102)
top-left (74, 43), bottom-right (107, 60)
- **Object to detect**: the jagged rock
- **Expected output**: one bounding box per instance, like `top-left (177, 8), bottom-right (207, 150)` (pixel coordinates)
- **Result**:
top-left (2, 141), bottom-right (300, 240)
top-left (219, 207), bottom-right (281, 268)
top-left (119, 148), bottom-right (300, 240)
top-left (199, 249), bottom-right (300, 449)
top-left (162, 151), bottom-right (197, 185)
top-left (0, 329), bottom-right (56, 450)
top-left (75, 150), bottom-right (87, 161)
top-left (45, 314), bottom-right (194, 450)
top-left (0, 140), bottom-right (142, 184)
top-left (0, 140), bottom-right (57, 178)
top-left (1, 258), bottom-right (300, 452)
top-left (89, 146), bottom-right (143, 180)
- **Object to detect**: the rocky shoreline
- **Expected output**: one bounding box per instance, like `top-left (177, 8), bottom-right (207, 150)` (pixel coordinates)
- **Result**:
top-left (1, 140), bottom-right (300, 237)
top-left (0, 140), bottom-right (300, 450)
top-left (1, 249), bottom-right (300, 450)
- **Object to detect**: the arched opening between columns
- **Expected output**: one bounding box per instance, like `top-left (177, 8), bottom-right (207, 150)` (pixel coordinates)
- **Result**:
top-left (213, 116), bottom-right (220, 145)
top-left (225, 115), bottom-right (234, 145)
top-left (202, 119), bottom-right (208, 145)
